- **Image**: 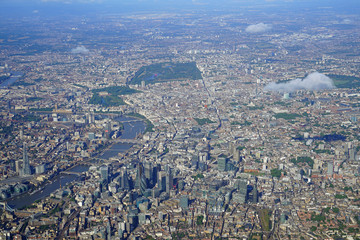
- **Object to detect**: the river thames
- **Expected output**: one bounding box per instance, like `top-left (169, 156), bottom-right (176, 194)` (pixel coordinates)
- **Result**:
top-left (8, 115), bottom-right (146, 209)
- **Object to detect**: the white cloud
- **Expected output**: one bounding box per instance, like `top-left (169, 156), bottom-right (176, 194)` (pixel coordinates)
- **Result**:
top-left (264, 72), bottom-right (335, 93)
top-left (245, 23), bottom-right (272, 33)
top-left (71, 46), bottom-right (90, 54)
top-left (341, 19), bottom-right (352, 24)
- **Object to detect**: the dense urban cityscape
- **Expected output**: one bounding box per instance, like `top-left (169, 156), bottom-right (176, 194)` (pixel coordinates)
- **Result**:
top-left (0, 1), bottom-right (360, 239)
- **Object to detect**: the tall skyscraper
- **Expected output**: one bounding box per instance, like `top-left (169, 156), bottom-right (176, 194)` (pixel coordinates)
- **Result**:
top-left (144, 161), bottom-right (153, 187)
top-left (252, 186), bottom-right (258, 203)
top-left (22, 142), bottom-right (31, 176)
top-left (135, 163), bottom-right (144, 190)
top-left (152, 164), bottom-right (159, 188)
top-left (140, 175), bottom-right (148, 195)
top-left (158, 171), bottom-right (166, 192)
top-left (120, 167), bottom-right (131, 190)
top-left (104, 121), bottom-right (111, 139)
top-left (100, 166), bottom-right (109, 183)
top-left (218, 157), bottom-right (228, 171)
top-left (165, 168), bottom-right (173, 194)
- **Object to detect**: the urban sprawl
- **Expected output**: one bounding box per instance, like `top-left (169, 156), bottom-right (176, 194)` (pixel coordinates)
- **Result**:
top-left (0, 8), bottom-right (360, 240)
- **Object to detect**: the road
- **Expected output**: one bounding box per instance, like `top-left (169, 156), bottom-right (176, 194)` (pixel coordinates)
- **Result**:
top-left (199, 69), bottom-right (222, 132)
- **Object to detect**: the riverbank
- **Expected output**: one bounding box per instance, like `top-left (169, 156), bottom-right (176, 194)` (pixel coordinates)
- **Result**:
top-left (6, 164), bottom-right (89, 209)
top-left (4, 115), bottom-right (146, 209)
top-left (0, 71), bottom-right (23, 88)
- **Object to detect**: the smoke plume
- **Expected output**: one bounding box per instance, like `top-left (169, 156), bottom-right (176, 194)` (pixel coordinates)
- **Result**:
top-left (245, 23), bottom-right (272, 33)
top-left (71, 46), bottom-right (89, 54)
top-left (264, 72), bottom-right (336, 93)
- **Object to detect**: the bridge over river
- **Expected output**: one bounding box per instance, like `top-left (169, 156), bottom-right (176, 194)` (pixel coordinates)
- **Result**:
top-left (112, 138), bottom-right (139, 144)
top-left (0, 202), bottom-right (15, 212)
top-left (61, 171), bottom-right (83, 176)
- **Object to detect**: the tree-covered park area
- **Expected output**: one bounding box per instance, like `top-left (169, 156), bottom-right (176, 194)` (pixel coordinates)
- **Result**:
top-left (270, 168), bottom-right (286, 178)
top-left (130, 62), bottom-right (202, 85)
top-left (328, 74), bottom-right (360, 88)
top-left (194, 118), bottom-right (216, 126)
top-left (89, 86), bottom-right (139, 107)
top-left (290, 156), bottom-right (314, 168)
top-left (274, 112), bottom-right (302, 120)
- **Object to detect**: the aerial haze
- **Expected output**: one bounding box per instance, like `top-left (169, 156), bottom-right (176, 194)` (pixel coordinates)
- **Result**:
top-left (0, 0), bottom-right (360, 239)
top-left (1, 0), bottom-right (360, 17)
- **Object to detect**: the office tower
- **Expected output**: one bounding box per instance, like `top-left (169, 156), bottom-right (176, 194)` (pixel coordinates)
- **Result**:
top-left (19, 129), bottom-right (23, 140)
top-left (236, 179), bottom-right (248, 195)
top-left (252, 186), bottom-right (258, 203)
top-left (87, 109), bottom-right (95, 124)
top-left (135, 163), bottom-right (143, 190)
top-left (35, 164), bottom-right (45, 174)
top-left (118, 222), bottom-right (125, 239)
top-left (199, 152), bottom-right (208, 162)
top-left (7, 100), bottom-right (11, 112)
top-left (140, 175), bottom-right (147, 195)
top-left (127, 212), bottom-right (138, 231)
top-left (107, 221), bottom-right (111, 240)
top-left (327, 162), bottom-right (334, 176)
top-left (350, 116), bottom-right (357, 123)
top-left (15, 160), bottom-right (22, 175)
top-left (158, 171), bottom-right (166, 192)
top-left (88, 132), bottom-right (95, 140)
top-left (139, 213), bottom-right (147, 225)
top-left (144, 161), bottom-right (152, 180)
top-left (165, 168), bottom-right (173, 194)
top-left (104, 121), bottom-right (111, 139)
top-left (198, 161), bottom-right (208, 171)
top-left (143, 161), bottom-right (154, 187)
top-left (22, 142), bottom-right (31, 176)
top-left (233, 149), bottom-right (240, 162)
top-left (191, 155), bottom-right (198, 170)
top-left (349, 148), bottom-right (356, 161)
top-left (100, 166), bottom-right (109, 183)
top-left (233, 179), bottom-right (248, 204)
top-left (217, 157), bottom-right (228, 171)
top-left (87, 111), bottom-right (94, 125)
top-left (152, 164), bottom-right (159, 188)
top-left (121, 167), bottom-right (131, 190)
top-left (179, 195), bottom-right (189, 210)
top-left (229, 142), bottom-right (235, 155)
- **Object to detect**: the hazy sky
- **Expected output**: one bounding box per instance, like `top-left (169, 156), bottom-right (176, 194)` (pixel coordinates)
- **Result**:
top-left (1, 0), bottom-right (359, 17)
